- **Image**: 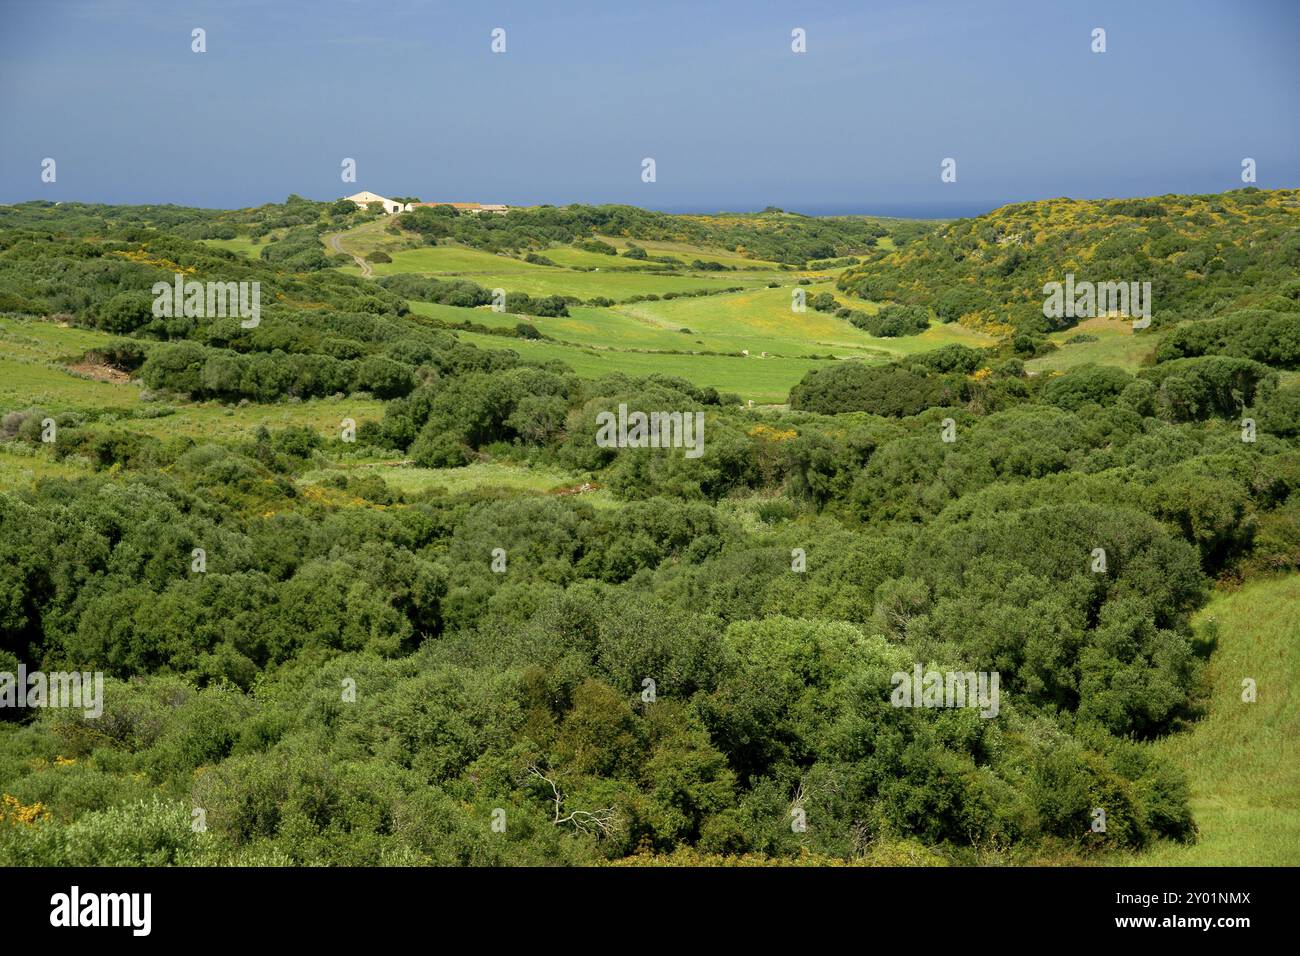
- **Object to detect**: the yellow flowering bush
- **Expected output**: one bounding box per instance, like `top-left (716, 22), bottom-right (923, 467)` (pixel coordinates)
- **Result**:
top-left (0, 794), bottom-right (51, 827)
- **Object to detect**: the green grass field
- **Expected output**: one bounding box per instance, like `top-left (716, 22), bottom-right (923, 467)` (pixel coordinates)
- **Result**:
top-left (614, 286), bottom-right (996, 359)
top-left (300, 459), bottom-right (616, 507)
top-left (322, 219), bottom-right (799, 298)
top-left (450, 328), bottom-right (856, 403)
top-left (366, 247), bottom-right (780, 298)
top-left (415, 298), bottom-right (861, 359)
top-left (1116, 575), bottom-right (1300, 866)
top-left (199, 236), bottom-right (268, 258)
top-left (410, 282), bottom-right (999, 402)
top-left (122, 397), bottom-right (387, 442)
top-left (540, 236), bottom-right (785, 271)
top-left (0, 317), bottom-right (387, 466)
top-left (0, 316), bottom-right (128, 357)
top-left (0, 317), bottom-right (140, 412)
top-left (320, 221), bottom-right (957, 391)
top-left (0, 443), bottom-right (92, 485)
top-left (1026, 316), bottom-right (1163, 375)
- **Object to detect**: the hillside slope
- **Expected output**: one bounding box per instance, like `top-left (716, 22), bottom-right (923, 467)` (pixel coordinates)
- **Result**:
top-left (1125, 575), bottom-right (1300, 866)
top-left (836, 189), bottom-right (1300, 341)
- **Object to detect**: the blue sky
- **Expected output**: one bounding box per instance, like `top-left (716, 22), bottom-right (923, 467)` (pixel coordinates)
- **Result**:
top-left (1, 0), bottom-right (1296, 215)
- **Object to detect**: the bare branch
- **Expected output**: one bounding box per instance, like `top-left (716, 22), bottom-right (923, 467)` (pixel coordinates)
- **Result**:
top-left (526, 764), bottom-right (619, 837)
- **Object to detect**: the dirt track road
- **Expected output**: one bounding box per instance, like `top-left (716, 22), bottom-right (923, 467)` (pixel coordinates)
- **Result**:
top-left (328, 232), bottom-right (371, 277)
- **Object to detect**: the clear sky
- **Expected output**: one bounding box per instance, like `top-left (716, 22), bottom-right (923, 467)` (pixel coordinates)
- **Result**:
top-left (1, 0), bottom-right (1296, 216)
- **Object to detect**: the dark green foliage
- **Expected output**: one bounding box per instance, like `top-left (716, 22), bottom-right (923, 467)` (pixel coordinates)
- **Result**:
top-left (1139, 356), bottom-right (1277, 422)
top-left (352, 355), bottom-right (416, 399)
top-left (810, 292), bottom-right (838, 312)
top-left (504, 292), bottom-right (569, 318)
top-left (1042, 365), bottom-right (1134, 410)
top-left (376, 274), bottom-right (492, 308)
top-left (789, 362), bottom-right (959, 416)
top-left (1260, 385), bottom-right (1300, 438)
top-left (575, 239), bottom-right (618, 255)
top-left (848, 303), bottom-right (931, 337)
top-left (259, 226), bottom-right (331, 271)
top-left (1156, 310), bottom-right (1300, 369)
top-left (98, 291), bottom-right (155, 334)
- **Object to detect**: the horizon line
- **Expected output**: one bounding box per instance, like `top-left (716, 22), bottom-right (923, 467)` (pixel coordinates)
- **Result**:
top-left (2, 186), bottom-right (1291, 222)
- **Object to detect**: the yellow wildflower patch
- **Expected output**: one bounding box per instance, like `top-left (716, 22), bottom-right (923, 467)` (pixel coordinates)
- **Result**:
top-left (110, 249), bottom-right (195, 274)
top-left (748, 424), bottom-right (798, 442)
top-left (0, 793), bottom-right (51, 827)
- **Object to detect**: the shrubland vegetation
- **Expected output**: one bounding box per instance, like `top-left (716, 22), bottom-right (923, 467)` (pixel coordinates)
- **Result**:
top-left (396, 203), bottom-right (929, 266)
top-left (0, 191), bottom-right (1296, 866)
top-left (836, 189), bottom-right (1300, 351)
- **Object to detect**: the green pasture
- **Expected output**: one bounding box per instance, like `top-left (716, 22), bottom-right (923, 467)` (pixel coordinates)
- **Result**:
top-left (613, 286), bottom-right (997, 359)
top-left (451, 329), bottom-right (855, 403)
top-left (365, 246), bottom-right (778, 299)
top-left (301, 459), bottom-right (616, 507)
top-left (1026, 317), bottom-right (1163, 375)
top-left (0, 443), bottom-right (93, 487)
top-left (199, 236), bottom-right (266, 258)
top-left (1116, 575), bottom-right (1300, 866)
top-left (121, 398), bottom-right (387, 443)
top-left (413, 286), bottom-right (997, 371)
top-left (541, 236), bottom-right (785, 271)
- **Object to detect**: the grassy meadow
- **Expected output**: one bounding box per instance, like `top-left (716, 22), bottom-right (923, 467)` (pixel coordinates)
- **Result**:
top-left (450, 328), bottom-right (847, 403)
top-left (1026, 316), bottom-right (1165, 375)
top-left (1115, 576), bottom-right (1300, 866)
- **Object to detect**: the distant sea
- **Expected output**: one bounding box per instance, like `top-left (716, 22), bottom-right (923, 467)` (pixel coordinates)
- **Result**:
top-left (654, 200), bottom-right (1001, 220)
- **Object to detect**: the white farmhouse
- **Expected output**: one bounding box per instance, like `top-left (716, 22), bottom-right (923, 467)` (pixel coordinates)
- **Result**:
top-left (344, 191), bottom-right (412, 214)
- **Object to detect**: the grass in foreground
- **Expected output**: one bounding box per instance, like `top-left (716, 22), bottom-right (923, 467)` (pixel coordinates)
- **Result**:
top-left (1116, 574), bottom-right (1300, 866)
